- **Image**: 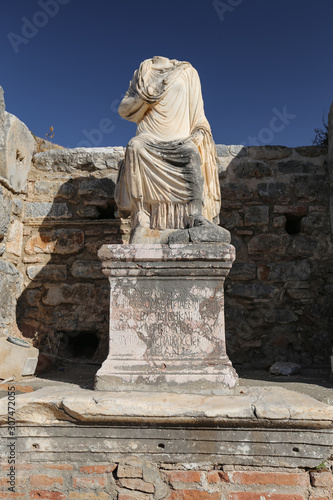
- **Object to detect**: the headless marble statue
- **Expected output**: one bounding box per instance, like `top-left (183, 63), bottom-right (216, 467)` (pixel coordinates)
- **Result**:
top-left (115, 56), bottom-right (230, 244)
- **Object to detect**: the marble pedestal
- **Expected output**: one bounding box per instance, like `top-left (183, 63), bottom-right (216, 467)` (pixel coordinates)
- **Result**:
top-left (95, 243), bottom-right (238, 393)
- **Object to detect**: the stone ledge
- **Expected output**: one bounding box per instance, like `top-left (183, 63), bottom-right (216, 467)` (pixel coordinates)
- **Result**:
top-left (98, 243), bottom-right (236, 263)
top-left (0, 385), bottom-right (332, 428)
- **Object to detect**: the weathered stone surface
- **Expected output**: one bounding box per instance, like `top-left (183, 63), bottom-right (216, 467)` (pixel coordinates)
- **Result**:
top-left (248, 234), bottom-right (289, 255)
top-left (293, 175), bottom-right (329, 202)
top-left (1, 385), bottom-right (332, 425)
top-left (42, 283), bottom-right (96, 306)
top-left (300, 215), bottom-right (327, 233)
top-left (78, 177), bottom-right (115, 199)
top-left (71, 260), bottom-right (104, 279)
top-left (6, 219), bottom-right (23, 256)
top-left (292, 235), bottom-right (327, 256)
top-left (34, 180), bottom-right (76, 199)
top-left (216, 144), bottom-right (229, 157)
top-left (295, 146), bottom-right (328, 157)
top-left (0, 104), bottom-right (35, 193)
top-left (220, 210), bottom-right (242, 229)
top-left (12, 198), bottom-right (23, 216)
top-left (25, 229), bottom-right (84, 255)
top-left (0, 260), bottom-right (23, 330)
top-left (264, 309), bottom-right (298, 324)
top-left (77, 206), bottom-right (100, 218)
top-left (167, 229), bottom-right (190, 244)
top-left (228, 262), bottom-right (256, 281)
top-left (257, 182), bottom-right (291, 202)
top-left (96, 243), bottom-right (237, 393)
top-left (33, 147), bottom-right (125, 172)
top-left (226, 283), bottom-right (277, 299)
top-left (25, 202), bottom-right (72, 219)
top-left (220, 183), bottom-right (253, 202)
top-left (26, 264), bottom-right (67, 281)
top-left (277, 160), bottom-right (319, 174)
top-left (235, 160), bottom-right (272, 178)
top-left (244, 206), bottom-right (269, 226)
top-left (257, 260), bottom-right (311, 282)
top-left (0, 185), bottom-right (12, 239)
top-left (188, 225), bottom-right (231, 243)
top-left (269, 362), bottom-right (301, 376)
top-left (0, 337), bottom-right (38, 381)
top-left (229, 145), bottom-right (247, 157)
top-left (248, 145), bottom-right (291, 160)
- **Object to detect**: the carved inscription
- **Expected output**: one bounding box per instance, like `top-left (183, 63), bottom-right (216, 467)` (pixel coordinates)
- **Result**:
top-left (110, 279), bottom-right (223, 358)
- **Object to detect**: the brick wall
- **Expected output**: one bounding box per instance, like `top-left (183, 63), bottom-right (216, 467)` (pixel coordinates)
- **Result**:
top-left (1, 460), bottom-right (332, 499)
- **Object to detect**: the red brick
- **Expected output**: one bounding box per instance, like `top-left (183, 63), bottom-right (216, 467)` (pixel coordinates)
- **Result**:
top-left (117, 464), bottom-right (143, 478)
top-left (310, 471), bottom-right (333, 488)
top-left (30, 492), bottom-right (66, 500)
top-left (119, 477), bottom-right (154, 493)
top-left (118, 493), bottom-right (152, 500)
top-left (0, 493), bottom-right (22, 499)
top-left (207, 471), bottom-right (229, 483)
top-left (79, 464), bottom-right (117, 474)
top-left (73, 477), bottom-right (106, 489)
top-left (164, 471), bottom-right (201, 483)
top-left (45, 464), bottom-right (73, 471)
top-left (230, 471), bottom-right (310, 486)
top-left (309, 496), bottom-right (331, 500)
top-left (68, 493), bottom-right (109, 500)
top-left (30, 475), bottom-right (63, 488)
top-left (228, 494), bottom-right (305, 500)
top-left (168, 492), bottom-right (220, 500)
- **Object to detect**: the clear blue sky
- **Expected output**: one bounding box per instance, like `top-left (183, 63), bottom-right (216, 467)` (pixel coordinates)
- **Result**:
top-left (1, 0), bottom-right (332, 148)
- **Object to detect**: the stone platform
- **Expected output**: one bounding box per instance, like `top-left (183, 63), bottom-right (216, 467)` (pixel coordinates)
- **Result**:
top-left (0, 386), bottom-right (332, 468)
top-left (95, 243), bottom-right (238, 393)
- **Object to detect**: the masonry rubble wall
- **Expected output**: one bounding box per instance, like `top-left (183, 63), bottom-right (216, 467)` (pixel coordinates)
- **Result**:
top-left (0, 137), bottom-right (332, 368)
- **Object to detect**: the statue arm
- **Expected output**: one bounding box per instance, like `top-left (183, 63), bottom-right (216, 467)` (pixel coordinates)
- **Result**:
top-left (118, 71), bottom-right (150, 123)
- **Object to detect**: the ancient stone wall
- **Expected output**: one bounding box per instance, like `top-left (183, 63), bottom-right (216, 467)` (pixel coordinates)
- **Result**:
top-left (0, 139), bottom-right (332, 367)
top-left (0, 89), bottom-right (332, 368)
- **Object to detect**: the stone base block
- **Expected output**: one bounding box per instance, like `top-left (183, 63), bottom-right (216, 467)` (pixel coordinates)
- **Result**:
top-left (95, 243), bottom-right (238, 393)
top-left (0, 337), bottom-right (39, 381)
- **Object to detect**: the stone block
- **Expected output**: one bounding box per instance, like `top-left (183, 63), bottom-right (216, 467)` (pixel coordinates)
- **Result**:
top-left (277, 160), bottom-right (318, 174)
top-left (295, 145), bottom-right (328, 157)
top-left (77, 206), bottom-right (100, 219)
top-left (293, 175), bottom-right (329, 202)
top-left (27, 265), bottom-right (67, 281)
top-left (12, 197), bottom-right (23, 215)
top-left (0, 260), bottom-right (23, 329)
top-left (248, 145), bottom-right (291, 160)
top-left (0, 185), bottom-right (12, 239)
top-left (235, 160), bottom-right (272, 178)
top-left (33, 147), bottom-right (125, 172)
top-left (42, 283), bottom-right (96, 306)
top-left (25, 202), bottom-right (72, 219)
top-left (264, 309), bottom-right (298, 324)
top-left (95, 243), bottom-right (238, 393)
top-left (6, 219), bottom-right (23, 256)
top-left (220, 183), bottom-right (253, 203)
top-left (0, 336), bottom-right (38, 381)
top-left (257, 182), bottom-right (291, 203)
top-left (248, 234), bottom-right (289, 255)
top-left (34, 180), bottom-right (76, 200)
top-left (0, 93), bottom-right (35, 193)
top-left (25, 229), bottom-right (84, 255)
top-left (228, 262), bottom-right (256, 280)
top-left (215, 144), bottom-right (230, 157)
top-left (226, 283), bottom-right (277, 299)
top-left (244, 206), bottom-right (269, 226)
top-left (257, 260), bottom-right (311, 282)
top-left (269, 362), bottom-right (301, 376)
top-left (71, 260), bottom-right (104, 279)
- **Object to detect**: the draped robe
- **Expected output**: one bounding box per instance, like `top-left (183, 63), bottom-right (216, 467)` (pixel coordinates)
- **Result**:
top-left (115, 58), bottom-right (221, 231)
